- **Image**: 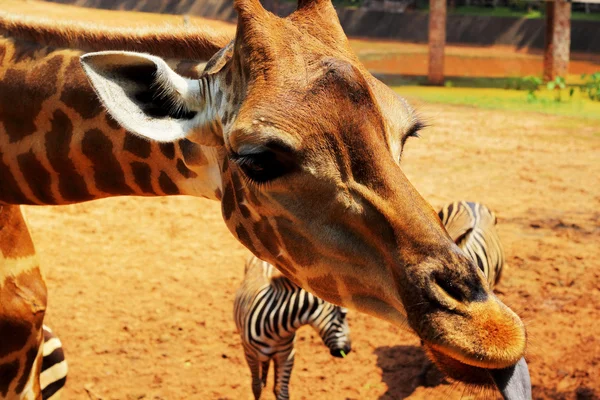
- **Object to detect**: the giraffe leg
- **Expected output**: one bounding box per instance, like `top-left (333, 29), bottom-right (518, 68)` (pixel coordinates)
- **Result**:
top-left (243, 350), bottom-right (263, 400)
top-left (273, 349), bottom-right (295, 400)
top-left (0, 205), bottom-right (47, 400)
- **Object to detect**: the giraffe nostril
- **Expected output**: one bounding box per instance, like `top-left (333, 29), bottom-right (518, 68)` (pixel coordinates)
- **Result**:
top-left (434, 275), bottom-right (466, 304)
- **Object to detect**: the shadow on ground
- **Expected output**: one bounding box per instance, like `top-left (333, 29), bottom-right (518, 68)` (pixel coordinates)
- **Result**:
top-left (374, 345), bottom-right (448, 399)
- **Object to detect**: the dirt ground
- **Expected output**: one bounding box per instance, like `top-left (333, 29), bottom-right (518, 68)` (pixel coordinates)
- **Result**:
top-left (350, 40), bottom-right (600, 79)
top-left (22, 101), bottom-right (598, 400)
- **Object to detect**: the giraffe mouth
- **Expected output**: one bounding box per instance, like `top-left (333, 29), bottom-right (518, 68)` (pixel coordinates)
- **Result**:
top-left (423, 345), bottom-right (531, 399)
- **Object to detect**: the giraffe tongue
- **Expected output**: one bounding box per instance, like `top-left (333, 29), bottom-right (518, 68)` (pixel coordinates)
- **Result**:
top-left (489, 357), bottom-right (532, 400)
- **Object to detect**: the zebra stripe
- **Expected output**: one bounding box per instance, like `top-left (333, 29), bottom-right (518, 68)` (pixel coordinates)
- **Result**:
top-left (41, 325), bottom-right (68, 400)
top-left (234, 256), bottom-right (351, 400)
top-left (438, 201), bottom-right (505, 288)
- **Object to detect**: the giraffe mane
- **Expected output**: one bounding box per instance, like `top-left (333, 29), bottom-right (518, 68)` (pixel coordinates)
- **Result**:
top-left (0, 10), bottom-right (235, 60)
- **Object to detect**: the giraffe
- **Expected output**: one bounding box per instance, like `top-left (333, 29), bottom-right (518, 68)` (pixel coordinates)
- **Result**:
top-left (0, 0), bottom-right (531, 398)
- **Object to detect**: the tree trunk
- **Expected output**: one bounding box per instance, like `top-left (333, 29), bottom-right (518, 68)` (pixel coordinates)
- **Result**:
top-left (428, 0), bottom-right (447, 85)
top-left (543, 0), bottom-right (571, 82)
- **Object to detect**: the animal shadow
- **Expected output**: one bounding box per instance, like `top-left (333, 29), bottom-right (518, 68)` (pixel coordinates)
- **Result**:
top-left (374, 345), bottom-right (448, 399)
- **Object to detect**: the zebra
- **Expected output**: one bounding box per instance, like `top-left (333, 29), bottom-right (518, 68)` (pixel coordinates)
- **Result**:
top-left (41, 325), bottom-right (68, 400)
top-left (234, 256), bottom-right (351, 400)
top-left (438, 201), bottom-right (505, 289)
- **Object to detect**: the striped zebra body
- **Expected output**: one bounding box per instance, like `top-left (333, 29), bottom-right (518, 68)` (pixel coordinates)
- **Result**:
top-left (234, 256), bottom-right (351, 400)
top-left (41, 326), bottom-right (68, 400)
top-left (438, 201), bottom-right (505, 288)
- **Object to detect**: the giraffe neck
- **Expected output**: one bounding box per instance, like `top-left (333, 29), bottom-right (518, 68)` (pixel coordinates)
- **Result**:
top-left (0, 36), bottom-right (225, 205)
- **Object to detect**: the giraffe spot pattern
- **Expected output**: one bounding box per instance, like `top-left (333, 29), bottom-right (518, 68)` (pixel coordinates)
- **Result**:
top-left (130, 162), bottom-right (155, 195)
top-left (178, 139), bottom-right (208, 166)
top-left (253, 217), bottom-right (281, 259)
top-left (0, 320), bottom-right (31, 359)
top-left (274, 217), bottom-right (317, 267)
top-left (45, 109), bottom-right (93, 202)
top-left (17, 151), bottom-right (54, 204)
top-left (14, 345), bottom-right (38, 394)
top-left (245, 187), bottom-right (261, 207)
top-left (235, 224), bottom-right (258, 256)
top-left (123, 134), bottom-right (152, 159)
top-left (221, 182), bottom-right (235, 220)
top-left (230, 172), bottom-right (245, 202)
top-left (176, 159), bottom-right (198, 179)
top-left (2, 54), bottom-right (63, 143)
top-left (0, 151), bottom-right (30, 204)
top-left (0, 360), bottom-right (19, 397)
top-left (60, 57), bottom-right (103, 120)
top-left (214, 188), bottom-right (222, 200)
top-left (158, 171), bottom-right (179, 195)
top-left (81, 129), bottom-right (133, 195)
top-left (105, 113), bottom-right (122, 130)
top-left (238, 203), bottom-right (251, 219)
top-left (159, 142), bottom-right (175, 160)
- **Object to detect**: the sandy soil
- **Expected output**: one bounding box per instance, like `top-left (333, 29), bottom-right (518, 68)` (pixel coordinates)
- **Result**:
top-left (23, 101), bottom-right (599, 400)
top-left (350, 40), bottom-right (600, 79)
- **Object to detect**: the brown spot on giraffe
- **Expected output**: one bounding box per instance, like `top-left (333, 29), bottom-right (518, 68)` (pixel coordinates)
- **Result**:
top-left (81, 128), bottom-right (133, 195)
top-left (124, 134), bottom-right (152, 159)
top-left (176, 159), bottom-right (198, 179)
top-left (105, 113), bottom-right (123, 130)
top-left (235, 223), bottom-right (258, 256)
top-left (60, 57), bottom-right (103, 120)
top-left (0, 319), bottom-right (31, 359)
top-left (158, 171), bottom-right (179, 195)
top-left (158, 142), bottom-right (175, 160)
top-left (0, 360), bottom-right (19, 397)
top-left (0, 54), bottom-right (63, 143)
top-left (253, 217), bottom-right (281, 259)
top-left (17, 150), bottom-right (54, 204)
top-left (130, 162), bottom-right (155, 195)
top-left (0, 152), bottom-right (30, 205)
top-left (45, 109), bottom-right (93, 202)
top-left (214, 188), bottom-right (222, 200)
top-left (221, 183), bottom-right (235, 221)
top-left (14, 345), bottom-right (39, 394)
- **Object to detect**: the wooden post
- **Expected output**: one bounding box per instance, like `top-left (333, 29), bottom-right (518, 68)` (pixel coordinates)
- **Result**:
top-left (544, 0), bottom-right (571, 82)
top-left (428, 0), bottom-right (447, 85)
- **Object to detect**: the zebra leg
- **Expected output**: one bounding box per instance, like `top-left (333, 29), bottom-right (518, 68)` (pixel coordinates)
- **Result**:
top-left (243, 351), bottom-right (263, 400)
top-left (0, 205), bottom-right (47, 400)
top-left (260, 360), bottom-right (269, 388)
top-left (273, 349), bottom-right (295, 400)
top-left (40, 326), bottom-right (68, 400)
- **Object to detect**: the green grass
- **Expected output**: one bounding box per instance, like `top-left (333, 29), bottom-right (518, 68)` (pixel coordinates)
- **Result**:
top-left (393, 85), bottom-right (600, 120)
top-left (377, 74), bottom-right (591, 89)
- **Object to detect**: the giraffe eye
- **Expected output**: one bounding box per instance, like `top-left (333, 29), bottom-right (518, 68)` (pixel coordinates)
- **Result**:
top-left (232, 147), bottom-right (297, 185)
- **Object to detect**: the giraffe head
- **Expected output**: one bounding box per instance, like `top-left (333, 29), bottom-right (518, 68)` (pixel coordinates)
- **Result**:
top-left (80, 0), bottom-right (528, 394)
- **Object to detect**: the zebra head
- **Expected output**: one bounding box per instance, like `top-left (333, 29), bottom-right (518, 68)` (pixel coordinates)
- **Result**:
top-left (312, 305), bottom-right (351, 359)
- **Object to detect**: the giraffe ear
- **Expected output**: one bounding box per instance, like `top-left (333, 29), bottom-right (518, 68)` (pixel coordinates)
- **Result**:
top-left (80, 51), bottom-right (223, 146)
